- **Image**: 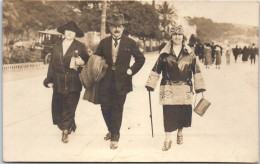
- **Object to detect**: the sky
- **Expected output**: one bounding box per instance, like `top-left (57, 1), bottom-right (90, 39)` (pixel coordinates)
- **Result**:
top-left (153, 0), bottom-right (259, 27)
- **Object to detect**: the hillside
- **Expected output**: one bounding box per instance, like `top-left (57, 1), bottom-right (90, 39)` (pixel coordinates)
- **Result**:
top-left (186, 17), bottom-right (258, 45)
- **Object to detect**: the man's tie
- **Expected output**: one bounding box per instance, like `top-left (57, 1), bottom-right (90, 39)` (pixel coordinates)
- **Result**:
top-left (113, 37), bottom-right (121, 47)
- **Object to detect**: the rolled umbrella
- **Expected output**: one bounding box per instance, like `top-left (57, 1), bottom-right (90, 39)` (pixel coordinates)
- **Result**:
top-left (148, 91), bottom-right (154, 137)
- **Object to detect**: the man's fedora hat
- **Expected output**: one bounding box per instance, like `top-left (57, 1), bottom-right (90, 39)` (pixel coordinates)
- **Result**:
top-left (57, 21), bottom-right (84, 38)
top-left (107, 14), bottom-right (128, 26)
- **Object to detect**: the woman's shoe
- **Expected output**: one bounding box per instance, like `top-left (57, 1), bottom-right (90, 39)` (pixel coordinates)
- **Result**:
top-left (162, 140), bottom-right (172, 151)
top-left (110, 141), bottom-right (118, 150)
top-left (62, 130), bottom-right (69, 143)
top-left (68, 125), bottom-right (76, 134)
top-left (104, 132), bottom-right (111, 140)
top-left (177, 135), bottom-right (183, 145)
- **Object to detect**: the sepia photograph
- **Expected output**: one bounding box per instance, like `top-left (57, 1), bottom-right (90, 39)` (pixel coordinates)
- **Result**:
top-left (2, 0), bottom-right (259, 162)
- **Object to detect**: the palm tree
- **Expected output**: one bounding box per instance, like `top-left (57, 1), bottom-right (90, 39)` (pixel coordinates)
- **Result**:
top-left (157, 1), bottom-right (177, 32)
top-left (100, 0), bottom-right (107, 40)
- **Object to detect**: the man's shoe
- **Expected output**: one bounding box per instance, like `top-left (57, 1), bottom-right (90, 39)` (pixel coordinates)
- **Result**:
top-left (104, 132), bottom-right (111, 140)
top-left (68, 124), bottom-right (76, 134)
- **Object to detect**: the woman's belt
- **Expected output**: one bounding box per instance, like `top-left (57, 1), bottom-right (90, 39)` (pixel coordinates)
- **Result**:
top-left (164, 80), bottom-right (189, 85)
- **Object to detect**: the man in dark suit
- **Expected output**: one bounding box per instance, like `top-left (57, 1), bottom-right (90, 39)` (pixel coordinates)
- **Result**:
top-left (95, 14), bottom-right (145, 149)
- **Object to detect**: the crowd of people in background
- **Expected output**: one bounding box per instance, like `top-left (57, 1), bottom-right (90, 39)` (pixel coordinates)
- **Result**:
top-left (189, 42), bottom-right (258, 69)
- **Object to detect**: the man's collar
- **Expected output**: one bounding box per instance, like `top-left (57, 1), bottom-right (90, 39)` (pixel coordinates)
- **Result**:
top-left (112, 35), bottom-right (122, 40)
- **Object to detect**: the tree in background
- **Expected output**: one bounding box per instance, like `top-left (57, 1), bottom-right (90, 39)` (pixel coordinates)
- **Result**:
top-left (3, 0), bottom-right (20, 45)
top-left (2, 1), bottom-right (165, 54)
top-left (3, 0), bottom-right (76, 43)
top-left (76, 1), bottom-right (103, 32)
top-left (157, 1), bottom-right (177, 33)
top-left (107, 1), bottom-right (161, 52)
top-left (100, 0), bottom-right (107, 40)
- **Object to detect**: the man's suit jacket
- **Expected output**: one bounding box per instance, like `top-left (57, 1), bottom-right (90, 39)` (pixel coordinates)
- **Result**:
top-left (95, 35), bottom-right (145, 95)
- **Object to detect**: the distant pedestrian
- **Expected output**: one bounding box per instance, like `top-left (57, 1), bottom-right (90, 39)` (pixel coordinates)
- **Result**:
top-left (211, 42), bottom-right (216, 63)
top-left (204, 43), bottom-right (212, 68)
top-left (225, 45), bottom-right (232, 65)
top-left (195, 43), bottom-right (205, 63)
top-left (215, 45), bottom-right (222, 69)
top-left (232, 45), bottom-right (240, 63)
top-left (145, 25), bottom-right (206, 151)
top-left (242, 46), bottom-right (249, 62)
top-left (250, 43), bottom-right (258, 65)
top-left (43, 21), bottom-right (89, 143)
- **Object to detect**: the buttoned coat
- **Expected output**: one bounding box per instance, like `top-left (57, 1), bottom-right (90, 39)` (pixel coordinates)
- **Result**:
top-left (95, 35), bottom-right (145, 95)
top-left (44, 39), bottom-right (89, 94)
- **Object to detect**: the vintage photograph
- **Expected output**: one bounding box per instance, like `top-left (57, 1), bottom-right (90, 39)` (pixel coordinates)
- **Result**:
top-left (2, 0), bottom-right (259, 162)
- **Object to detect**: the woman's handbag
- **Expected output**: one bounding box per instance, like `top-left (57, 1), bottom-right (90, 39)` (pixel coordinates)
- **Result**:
top-left (193, 92), bottom-right (211, 116)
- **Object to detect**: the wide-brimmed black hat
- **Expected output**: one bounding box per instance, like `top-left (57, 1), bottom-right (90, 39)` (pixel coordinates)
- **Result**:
top-left (107, 14), bottom-right (128, 26)
top-left (57, 21), bottom-right (84, 38)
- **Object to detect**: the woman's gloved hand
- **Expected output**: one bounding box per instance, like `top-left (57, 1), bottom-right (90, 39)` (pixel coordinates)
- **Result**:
top-left (75, 56), bottom-right (85, 66)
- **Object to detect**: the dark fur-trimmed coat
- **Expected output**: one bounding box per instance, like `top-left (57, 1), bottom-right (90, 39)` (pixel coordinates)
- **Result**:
top-left (145, 41), bottom-right (206, 105)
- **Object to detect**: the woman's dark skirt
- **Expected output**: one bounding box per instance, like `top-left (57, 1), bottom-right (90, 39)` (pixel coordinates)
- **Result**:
top-left (52, 91), bottom-right (80, 131)
top-left (163, 105), bottom-right (192, 132)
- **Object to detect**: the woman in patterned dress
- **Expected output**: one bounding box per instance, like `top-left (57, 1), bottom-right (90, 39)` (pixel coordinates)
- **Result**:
top-left (145, 25), bottom-right (206, 151)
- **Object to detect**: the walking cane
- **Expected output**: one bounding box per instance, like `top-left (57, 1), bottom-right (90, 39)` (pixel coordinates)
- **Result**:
top-left (148, 91), bottom-right (154, 137)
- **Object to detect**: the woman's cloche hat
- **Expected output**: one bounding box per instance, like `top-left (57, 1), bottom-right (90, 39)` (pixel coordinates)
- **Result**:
top-left (170, 25), bottom-right (184, 36)
top-left (57, 21), bottom-right (84, 38)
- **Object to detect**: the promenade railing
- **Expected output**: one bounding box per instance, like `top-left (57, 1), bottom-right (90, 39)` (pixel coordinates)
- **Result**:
top-left (2, 62), bottom-right (45, 72)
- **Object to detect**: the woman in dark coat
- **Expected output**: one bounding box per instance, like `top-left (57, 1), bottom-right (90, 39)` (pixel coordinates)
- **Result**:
top-left (204, 43), bottom-right (213, 68)
top-left (43, 21), bottom-right (89, 143)
top-left (232, 45), bottom-right (240, 63)
top-left (215, 45), bottom-right (222, 69)
top-left (242, 46), bottom-right (249, 62)
top-left (145, 25), bottom-right (206, 151)
top-left (196, 43), bottom-right (205, 63)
